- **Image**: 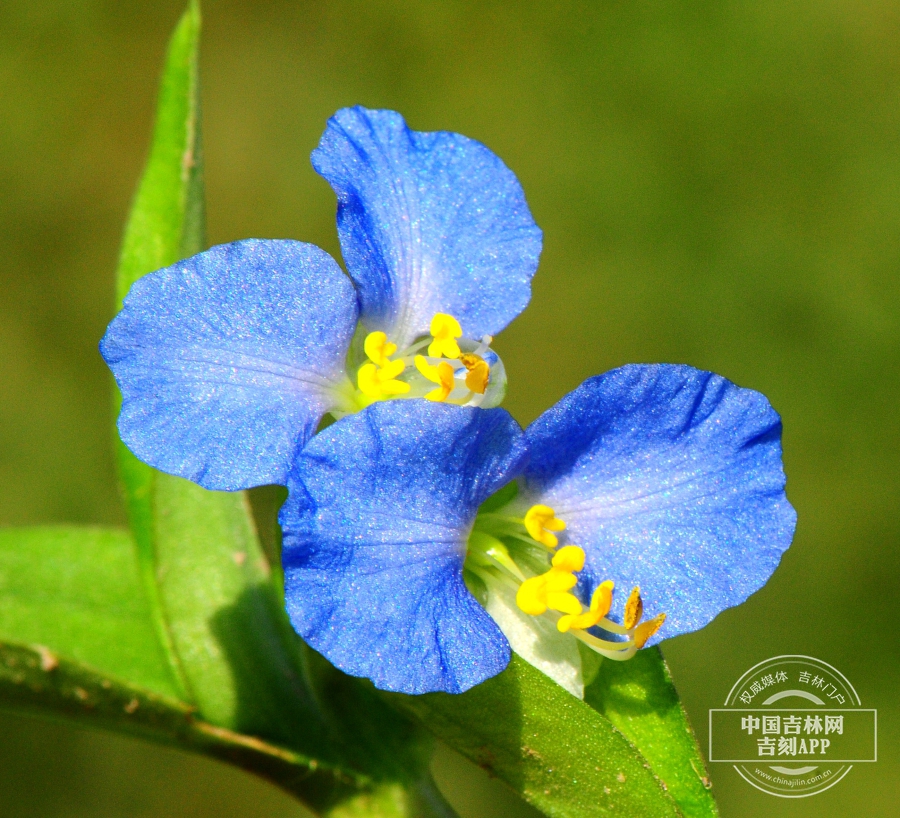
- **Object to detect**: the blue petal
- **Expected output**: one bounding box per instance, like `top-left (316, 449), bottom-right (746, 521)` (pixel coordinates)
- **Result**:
top-left (521, 365), bottom-right (796, 645)
top-left (311, 107), bottom-right (542, 348)
top-left (100, 240), bottom-right (357, 491)
top-left (280, 400), bottom-right (528, 694)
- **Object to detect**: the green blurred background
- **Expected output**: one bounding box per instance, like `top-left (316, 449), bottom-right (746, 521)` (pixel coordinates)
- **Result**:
top-left (1, 1), bottom-right (897, 815)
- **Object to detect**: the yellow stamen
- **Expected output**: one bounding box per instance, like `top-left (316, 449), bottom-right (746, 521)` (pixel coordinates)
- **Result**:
top-left (515, 545), bottom-right (586, 618)
top-left (623, 586), bottom-right (644, 630)
top-left (551, 545), bottom-right (585, 572)
top-left (524, 504), bottom-right (566, 548)
top-left (428, 313), bottom-right (462, 359)
top-left (499, 528), bottom-right (664, 652)
top-left (378, 358), bottom-right (406, 381)
top-left (356, 330), bottom-right (410, 398)
top-left (414, 355), bottom-right (456, 402)
top-left (557, 580), bottom-right (614, 633)
top-left (413, 355), bottom-right (439, 381)
top-left (546, 590), bottom-right (583, 616)
top-left (634, 613), bottom-right (666, 648)
top-left (544, 568), bottom-right (579, 594)
top-left (516, 576), bottom-right (550, 616)
top-left (459, 352), bottom-right (490, 394)
top-left (516, 572), bottom-right (579, 616)
top-left (357, 361), bottom-right (410, 399)
top-left (363, 330), bottom-right (398, 367)
top-left (357, 363), bottom-right (381, 398)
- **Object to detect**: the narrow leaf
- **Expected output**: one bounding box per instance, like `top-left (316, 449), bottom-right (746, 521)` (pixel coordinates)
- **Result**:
top-left (109, 6), bottom-right (431, 799)
top-left (111, 1), bottom-right (328, 748)
top-left (114, 0), bottom-right (206, 703)
top-left (389, 655), bottom-right (680, 818)
top-left (117, 0), bottom-right (204, 300)
top-left (586, 648), bottom-right (718, 817)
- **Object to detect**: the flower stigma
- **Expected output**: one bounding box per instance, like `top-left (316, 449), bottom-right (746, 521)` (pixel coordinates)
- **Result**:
top-left (465, 496), bottom-right (666, 662)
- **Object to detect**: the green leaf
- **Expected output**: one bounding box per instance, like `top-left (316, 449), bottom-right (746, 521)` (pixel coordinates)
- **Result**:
top-left (117, 0), bottom-right (204, 300)
top-left (111, 0), bottom-right (328, 749)
top-left (149, 479), bottom-right (333, 746)
top-left (109, 6), bottom-right (432, 802)
top-left (0, 526), bottom-right (450, 818)
top-left (113, 0), bottom-right (207, 706)
top-left (586, 648), bottom-right (718, 817)
top-left (389, 655), bottom-right (680, 818)
top-left (0, 527), bottom-right (358, 807)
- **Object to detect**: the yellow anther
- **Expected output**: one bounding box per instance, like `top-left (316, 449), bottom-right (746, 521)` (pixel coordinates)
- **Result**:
top-left (524, 504), bottom-right (566, 548)
top-left (357, 361), bottom-right (410, 399)
top-left (357, 363), bottom-right (381, 397)
top-left (557, 580), bottom-right (614, 633)
top-left (516, 545), bottom-right (586, 619)
top-left (428, 313), bottom-right (462, 359)
top-left (413, 355), bottom-right (439, 381)
top-left (379, 358), bottom-right (406, 381)
top-left (546, 590), bottom-right (583, 616)
top-left (357, 330), bottom-right (409, 399)
top-left (516, 576), bottom-right (550, 616)
top-left (544, 569), bottom-right (579, 594)
top-left (516, 569), bottom-right (579, 616)
top-left (509, 533), bottom-right (662, 656)
top-left (459, 352), bottom-right (490, 394)
top-left (623, 586), bottom-right (644, 630)
top-left (551, 545), bottom-right (585, 573)
top-left (414, 355), bottom-right (456, 402)
top-left (634, 613), bottom-right (666, 648)
top-left (363, 331), bottom-right (398, 367)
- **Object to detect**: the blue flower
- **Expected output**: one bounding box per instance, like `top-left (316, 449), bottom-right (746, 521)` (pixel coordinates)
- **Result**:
top-left (280, 364), bottom-right (796, 695)
top-left (100, 104), bottom-right (796, 699)
top-left (100, 107), bottom-right (541, 490)
top-left (281, 400), bottom-right (527, 695)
